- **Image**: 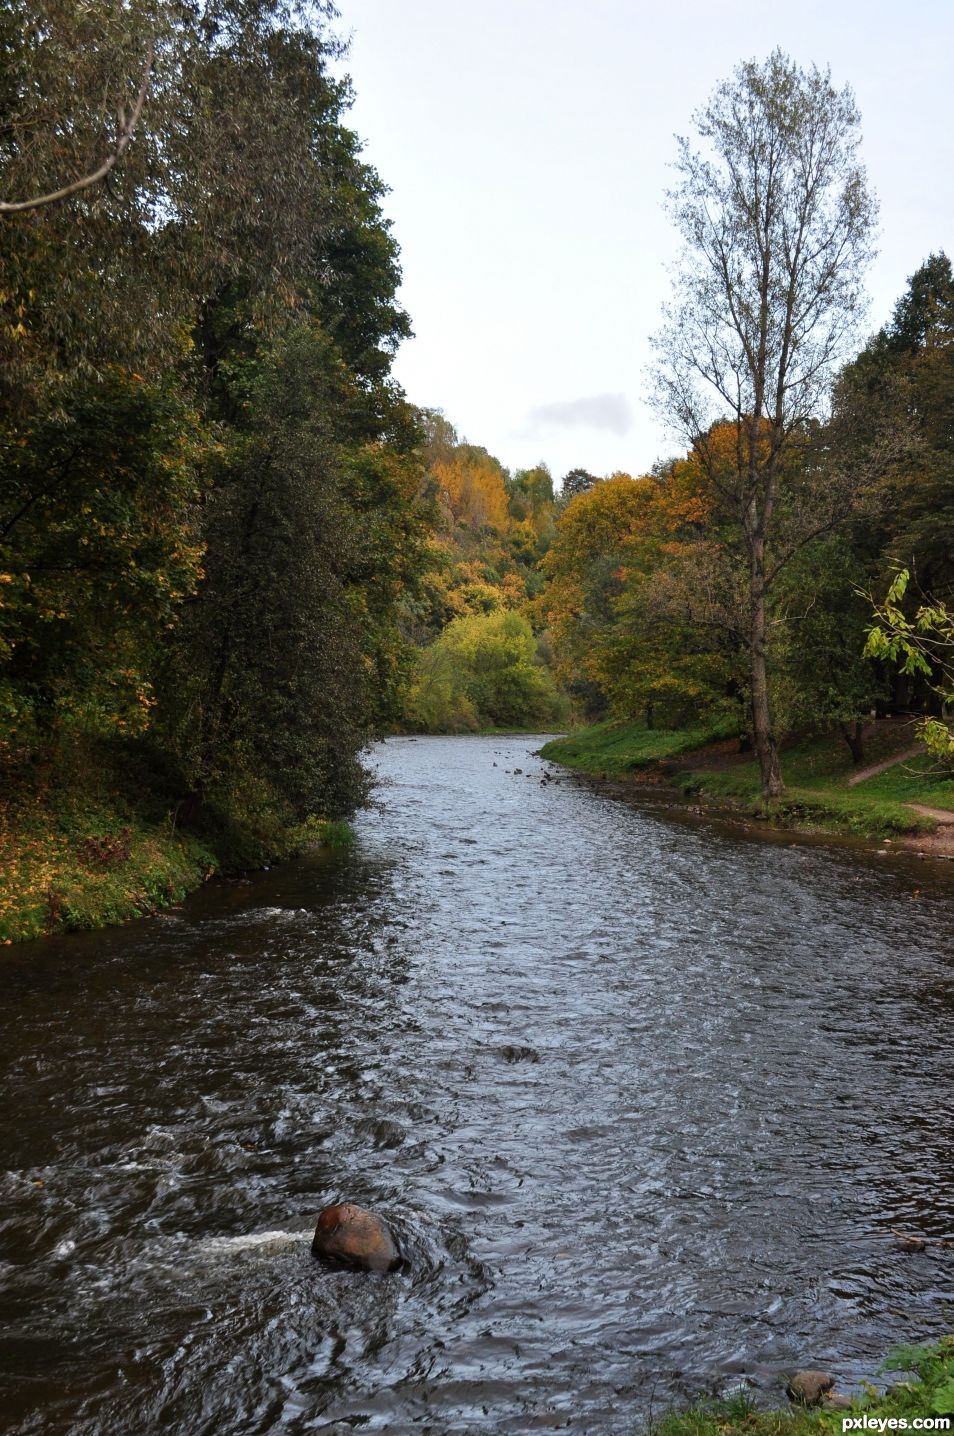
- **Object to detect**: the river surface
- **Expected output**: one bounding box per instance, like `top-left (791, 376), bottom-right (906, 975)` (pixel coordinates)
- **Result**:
top-left (2, 735), bottom-right (954, 1435)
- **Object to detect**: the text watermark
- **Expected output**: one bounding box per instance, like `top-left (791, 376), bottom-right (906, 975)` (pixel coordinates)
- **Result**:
top-left (842, 1420), bottom-right (951, 1433)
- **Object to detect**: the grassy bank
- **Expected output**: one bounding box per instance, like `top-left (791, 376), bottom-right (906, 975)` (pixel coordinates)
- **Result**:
top-left (0, 739), bottom-right (351, 945)
top-left (853, 752), bottom-right (954, 812)
top-left (653, 1337), bottom-right (954, 1436)
top-left (540, 715), bottom-right (738, 775)
top-left (678, 769), bottom-right (932, 838)
top-left (541, 719), bottom-right (940, 840)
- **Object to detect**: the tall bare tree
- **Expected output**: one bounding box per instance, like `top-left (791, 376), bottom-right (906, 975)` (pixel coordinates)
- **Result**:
top-left (652, 49), bottom-right (877, 797)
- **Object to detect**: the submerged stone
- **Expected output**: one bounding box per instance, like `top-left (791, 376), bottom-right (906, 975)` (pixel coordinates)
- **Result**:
top-left (311, 1203), bottom-right (400, 1273)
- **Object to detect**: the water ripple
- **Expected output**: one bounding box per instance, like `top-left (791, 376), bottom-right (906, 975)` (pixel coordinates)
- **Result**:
top-left (1, 734), bottom-right (953, 1434)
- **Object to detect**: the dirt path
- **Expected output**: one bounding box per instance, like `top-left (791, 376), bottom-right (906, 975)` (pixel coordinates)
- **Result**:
top-left (906, 802), bottom-right (954, 824)
top-left (846, 744), bottom-right (923, 786)
top-left (838, 744), bottom-right (954, 843)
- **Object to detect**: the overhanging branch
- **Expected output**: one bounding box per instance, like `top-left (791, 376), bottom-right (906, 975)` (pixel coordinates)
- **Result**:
top-left (0, 45), bottom-right (153, 216)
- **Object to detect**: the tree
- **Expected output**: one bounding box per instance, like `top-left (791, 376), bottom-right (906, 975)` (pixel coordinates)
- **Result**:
top-left (405, 610), bottom-right (564, 732)
top-left (772, 534), bottom-right (885, 762)
top-left (155, 319), bottom-right (429, 827)
top-left (508, 465), bottom-right (554, 530)
top-left (431, 442), bottom-right (511, 531)
top-left (840, 254), bottom-right (954, 594)
top-left (0, 373), bottom-right (203, 743)
top-left (0, 45), bottom-right (152, 214)
top-left (0, 0), bottom-right (360, 410)
top-left (652, 50), bottom-right (877, 797)
top-left (605, 438), bottom-right (751, 731)
top-left (560, 467), bottom-right (598, 502)
top-left (156, 327), bottom-right (362, 820)
top-left (0, 0), bottom-right (434, 849)
top-left (864, 568), bottom-right (954, 771)
top-left (541, 474), bottom-right (659, 713)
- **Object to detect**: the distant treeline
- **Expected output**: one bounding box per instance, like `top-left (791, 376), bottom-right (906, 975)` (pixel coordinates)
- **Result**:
top-left (399, 413), bottom-right (567, 732)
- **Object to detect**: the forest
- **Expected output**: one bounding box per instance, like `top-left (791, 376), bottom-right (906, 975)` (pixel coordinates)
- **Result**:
top-left (1, 10), bottom-right (953, 941)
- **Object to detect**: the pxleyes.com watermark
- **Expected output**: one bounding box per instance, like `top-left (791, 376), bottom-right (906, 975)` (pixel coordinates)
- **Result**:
top-left (841, 1420), bottom-right (951, 1432)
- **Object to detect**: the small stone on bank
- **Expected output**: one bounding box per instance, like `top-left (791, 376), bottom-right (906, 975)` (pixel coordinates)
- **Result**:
top-left (786, 1369), bottom-right (836, 1406)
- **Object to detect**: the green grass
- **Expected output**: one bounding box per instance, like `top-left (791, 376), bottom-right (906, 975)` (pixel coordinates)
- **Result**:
top-left (758, 728), bottom-right (913, 785)
top-left (650, 1336), bottom-right (954, 1436)
top-left (309, 818), bottom-right (355, 848)
top-left (543, 718), bottom-right (939, 839)
top-left (674, 727), bottom-right (937, 836)
top-left (677, 768), bottom-right (933, 837)
top-left (540, 715), bottom-right (738, 775)
top-left (854, 751), bottom-right (954, 811)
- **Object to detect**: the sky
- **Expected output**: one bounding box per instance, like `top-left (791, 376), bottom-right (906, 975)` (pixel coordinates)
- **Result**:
top-left (334, 0), bottom-right (953, 485)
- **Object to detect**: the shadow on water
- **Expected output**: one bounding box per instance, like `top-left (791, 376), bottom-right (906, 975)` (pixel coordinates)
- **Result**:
top-left (1, 734), bottom-right (953, 1434)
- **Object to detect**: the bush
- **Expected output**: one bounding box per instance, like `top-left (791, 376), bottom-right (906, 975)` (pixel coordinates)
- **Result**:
top-left (405, 611), bottom-right (566, 732)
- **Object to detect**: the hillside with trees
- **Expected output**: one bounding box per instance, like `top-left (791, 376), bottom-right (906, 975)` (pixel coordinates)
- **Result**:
top-left (399, 412), bottom-right (566, 731)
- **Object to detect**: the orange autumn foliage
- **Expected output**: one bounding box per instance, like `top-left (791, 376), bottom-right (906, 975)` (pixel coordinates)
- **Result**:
top-left (540, 475), bottom-right (660, 685)
top-left (432, 446), bottom-right (511, 532)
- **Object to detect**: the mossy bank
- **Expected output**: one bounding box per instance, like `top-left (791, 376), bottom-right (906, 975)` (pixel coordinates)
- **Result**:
top-left (0, 738), bottom-right (352, 946)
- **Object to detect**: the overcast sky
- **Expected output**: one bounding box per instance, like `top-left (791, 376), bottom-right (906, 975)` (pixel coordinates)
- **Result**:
top-left (335, 0), bottom-right (952, 484)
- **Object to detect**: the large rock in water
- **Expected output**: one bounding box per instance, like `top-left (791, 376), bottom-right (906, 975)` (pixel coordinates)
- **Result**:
top-left (311, 1204), bottom-right (400, 1273)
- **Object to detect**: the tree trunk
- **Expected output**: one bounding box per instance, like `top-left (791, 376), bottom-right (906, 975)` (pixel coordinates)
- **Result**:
top-left (840, 719), bottom-right (865, 764)
top-left (750, 542), bottom-right (784, 798)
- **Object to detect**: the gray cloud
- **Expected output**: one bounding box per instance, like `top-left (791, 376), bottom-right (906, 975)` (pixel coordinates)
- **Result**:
top-left (527, 392), bottom-right (633, 436)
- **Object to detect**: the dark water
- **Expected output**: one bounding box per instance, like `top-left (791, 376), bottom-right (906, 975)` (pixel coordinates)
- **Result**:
top-left (2, 735), bottom-right (954, 1435)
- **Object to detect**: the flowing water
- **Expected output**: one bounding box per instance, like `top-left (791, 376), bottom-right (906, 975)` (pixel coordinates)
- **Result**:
top-left (1, 735), bottom-right (953, 1435)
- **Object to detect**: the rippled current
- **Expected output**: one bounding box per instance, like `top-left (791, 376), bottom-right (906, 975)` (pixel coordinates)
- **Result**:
top-left (2, 735), bottom-right (953, 1434)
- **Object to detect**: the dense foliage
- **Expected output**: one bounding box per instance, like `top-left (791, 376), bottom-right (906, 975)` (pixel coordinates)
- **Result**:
top-left (1, 0), bottom-right (431, 874)
top-left (399, 412), bottom-right (566, 730)
top-left (405, 610), bottom-right (564, 733)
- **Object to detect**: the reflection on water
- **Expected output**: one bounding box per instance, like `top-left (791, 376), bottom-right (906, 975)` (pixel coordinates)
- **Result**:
top-left (1, 735), bottom-right (953, 1434)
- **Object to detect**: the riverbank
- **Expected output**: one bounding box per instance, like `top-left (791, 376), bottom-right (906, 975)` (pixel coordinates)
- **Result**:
top-left (540, 718), bottom-right (953, 848)
top-left (655, 1336), bottom-right (954, 1436)
top-left (0, 739), bottom-right (351, 944)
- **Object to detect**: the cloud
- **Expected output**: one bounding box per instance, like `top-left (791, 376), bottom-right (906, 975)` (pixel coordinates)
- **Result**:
top-left (526, 392), bottom-right (633, 436)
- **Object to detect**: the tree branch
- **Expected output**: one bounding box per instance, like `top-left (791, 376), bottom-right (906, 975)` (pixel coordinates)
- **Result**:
top-left (0, 46), bottom-right (153, 216)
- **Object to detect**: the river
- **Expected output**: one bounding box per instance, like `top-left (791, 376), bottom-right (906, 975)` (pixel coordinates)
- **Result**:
top-left (1, 735), bottom-right (953, 1434)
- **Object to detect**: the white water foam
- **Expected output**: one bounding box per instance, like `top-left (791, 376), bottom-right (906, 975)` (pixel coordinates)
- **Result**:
top-left (198, 1230), bottom-right (306, 1255)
